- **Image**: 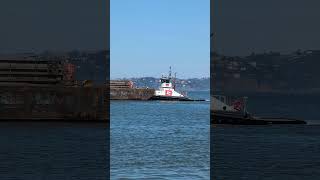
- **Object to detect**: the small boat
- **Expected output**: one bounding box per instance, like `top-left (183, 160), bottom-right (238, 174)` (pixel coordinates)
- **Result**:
top-left (149, 67), bottom-right (204, 101)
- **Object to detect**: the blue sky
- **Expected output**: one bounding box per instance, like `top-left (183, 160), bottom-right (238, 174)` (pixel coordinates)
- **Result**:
top-left (111, 0), bottom-right (209, 79)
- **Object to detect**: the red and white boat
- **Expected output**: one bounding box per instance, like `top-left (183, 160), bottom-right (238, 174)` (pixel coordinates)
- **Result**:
top-left (150, 67), bottom-right (203, 101)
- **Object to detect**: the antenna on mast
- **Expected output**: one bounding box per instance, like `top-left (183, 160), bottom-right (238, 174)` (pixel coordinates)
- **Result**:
top-left (169, 66), bottom-right (172, 78)
top-left (174, 72), bottom-right (177, 89)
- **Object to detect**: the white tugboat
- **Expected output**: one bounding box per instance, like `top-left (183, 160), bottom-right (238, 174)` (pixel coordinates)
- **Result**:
top-left (150, 67), bottom-right (204, 101)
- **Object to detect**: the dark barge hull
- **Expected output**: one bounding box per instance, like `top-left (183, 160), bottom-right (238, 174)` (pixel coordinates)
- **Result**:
top-left (0, 86), bottom-right (109, 121)
top-left (211, 111), bottom-right (306, 125)
top-left (110, 88), bottom-right (155, 100)
top-left (149, 96), bottom-right (205, 101)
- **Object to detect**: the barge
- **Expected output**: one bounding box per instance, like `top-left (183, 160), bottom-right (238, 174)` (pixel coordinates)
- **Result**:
top-left (110, 80), bottom-right (155, 100)
top-left (0, 53), bottom-right (109, 121)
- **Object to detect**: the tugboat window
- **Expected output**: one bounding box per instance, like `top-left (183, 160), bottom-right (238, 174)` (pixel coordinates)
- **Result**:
top-left (161, 79), bottom-right (170, 83)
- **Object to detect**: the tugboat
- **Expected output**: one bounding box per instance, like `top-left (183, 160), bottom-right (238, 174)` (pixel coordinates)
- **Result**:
top-left (211, 95), bottom-right (306, 125)
top-left (210, 32), bottom-right (305, 125)
top-left (149, 67), bottom-right (204, 101)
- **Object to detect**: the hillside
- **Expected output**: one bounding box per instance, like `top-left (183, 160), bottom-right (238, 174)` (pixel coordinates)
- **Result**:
top-left (212, 50), bottom-right (320, 94)
top-left (114, 77), bottom-right (210, 91)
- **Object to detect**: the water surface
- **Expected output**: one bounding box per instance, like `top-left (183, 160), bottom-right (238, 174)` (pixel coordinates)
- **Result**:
top-left (0, 122), bottom-right (108, 180)
top-left (111, 91), bottom-right (210, 179)
top-left (212, 94), bottom-right (320, 180)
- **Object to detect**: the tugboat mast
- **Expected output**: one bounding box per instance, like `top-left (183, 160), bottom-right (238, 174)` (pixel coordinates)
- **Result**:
top-left (173, 72), bottom-right (177, 90)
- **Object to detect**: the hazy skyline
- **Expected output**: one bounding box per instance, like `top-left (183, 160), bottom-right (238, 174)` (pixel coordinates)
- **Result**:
top-left (111, 0), bottom-right (209, 79)
top-left (212, 0), bottom-right (320, 56)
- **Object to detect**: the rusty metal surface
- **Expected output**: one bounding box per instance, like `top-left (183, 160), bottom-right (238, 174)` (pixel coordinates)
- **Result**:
top-left (0, 50), bottom-right (110, 121)
top-left (110, 80), bottom-right (133, 89)
top-left (0, 86), bottom-right (109, 121)
top-left (0, 58), bottom-right (64, 86)
top-left (110, 88), bottom-right (155, 100)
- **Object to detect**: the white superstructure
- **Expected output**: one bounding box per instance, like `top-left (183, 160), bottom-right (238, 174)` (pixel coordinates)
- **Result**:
top-left (154, 67), bottom-right (185, 98)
